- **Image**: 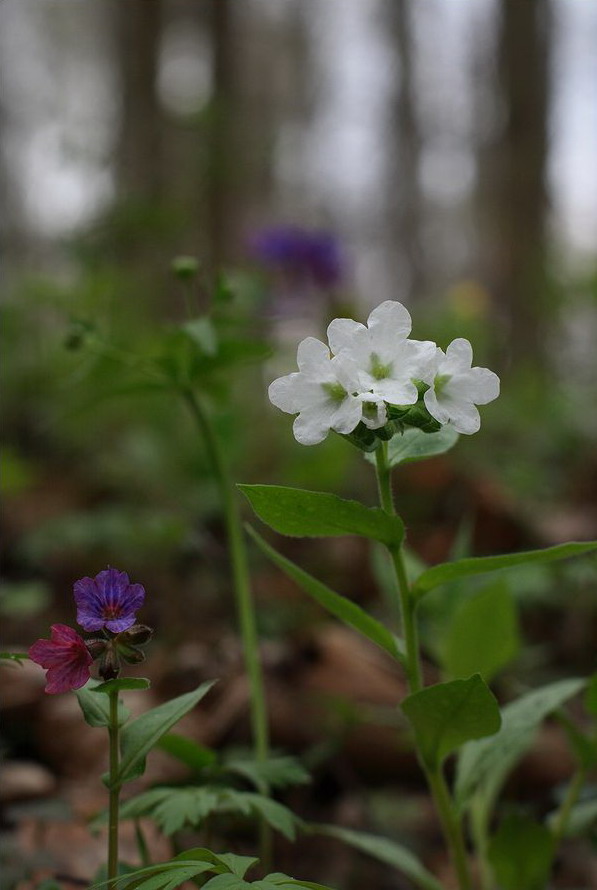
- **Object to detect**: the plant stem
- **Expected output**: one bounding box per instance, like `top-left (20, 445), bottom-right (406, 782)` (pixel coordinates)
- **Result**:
top-left (181, 388), bottom-right (269, 765)
top-left (374, 442), bottom-right (472, 890)
top-left (551, 766), bottom-right (586, 848)
top-left (426, 769), bottom-right (473, 890)
top-left (374, 443), bottom-right (422, 692)
top-left (107, 689), bottom-right (120, 890)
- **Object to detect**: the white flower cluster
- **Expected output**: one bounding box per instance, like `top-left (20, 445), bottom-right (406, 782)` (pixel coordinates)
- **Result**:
top-left (268, 301), bottom-right (500, 446)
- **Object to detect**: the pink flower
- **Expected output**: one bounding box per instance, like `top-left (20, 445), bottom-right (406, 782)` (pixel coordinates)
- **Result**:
top-left (28, 624), bottom-right (92, 694)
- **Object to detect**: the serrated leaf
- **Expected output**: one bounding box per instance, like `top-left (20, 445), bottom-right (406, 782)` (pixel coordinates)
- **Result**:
top-left (201, 877), bottom-right (249, 890)
top-left (313, 825), bottom-right (443, 890)
top-left (157, 733), bottom-right (217, 772)
top-left (247, 527), bottom-right (402, 661)
top-left (441, 581), bottom-right (520, 681)
top-left (239, 485), bottom-right (404, 547)
top-left (401, 674), bottom-right (501, 771)
top-left (455, 678), bottom-right (586, 810)
top-left (488, 814), bottom-right (554, 890)
top-left (220, 790), bottom-right (302, 841)
top-left (76, 679), bottom-right (129, 728)
top-left (91, 678), bottom-right (151, 694)
top-left (366, 426), bottom-right (459, 468)
top-left (224, 754), bottom-right (310, 793)
top-left (115, 680), bottom-right (216, 787)
top-left (413, 541), bottom-right (597, 598)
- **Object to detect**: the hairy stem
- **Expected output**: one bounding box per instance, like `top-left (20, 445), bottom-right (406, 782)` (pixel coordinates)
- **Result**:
top-left (374, 441), bottom-right (472, 890)
top-left (181, 389), bottom-right (269, 765)
top-left (107, 690), bottom-right (120, 890)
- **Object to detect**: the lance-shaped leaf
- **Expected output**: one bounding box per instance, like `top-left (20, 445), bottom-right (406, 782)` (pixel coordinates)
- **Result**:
top-left (247, 526), bottom-right (402, 661)
top-left (441, 581), bottom-right (520, 682)
top-left (365, 426), bottom-right (459, 468)
top-left (488, 814), bottom-right (554, 890)
top-left (455, 677), bottom-right (585, 810)
top-left (412, 541), bottom-right (597, 598)
top-left (239, 485), bottom-right (404, 548)
top-left (91, 678), bottom-right (151, 695)
top-left (76, 679), bottom-right (130, 728)
top-left (114, 680), bottom-right (216, 787)
top-left (401, 674), bottom-right (501, 772)
top-left (312, 825), bottom-right (443, 890)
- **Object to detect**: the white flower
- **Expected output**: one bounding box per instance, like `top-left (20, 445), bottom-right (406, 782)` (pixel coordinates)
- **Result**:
top-left (268, 337), bottom-right (387, 446)
top-left (327, 300), bottom-right (436, 406)
top-left (423, 338), bottom-right (500, 434)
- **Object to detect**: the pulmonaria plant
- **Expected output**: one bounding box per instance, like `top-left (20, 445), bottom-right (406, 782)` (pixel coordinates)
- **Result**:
top-left (269, 300), bottom-right (499, 446)
top-left (242, 296), bottom-right (597, 890)
top-left (29, 567), bottom-right (150, 692)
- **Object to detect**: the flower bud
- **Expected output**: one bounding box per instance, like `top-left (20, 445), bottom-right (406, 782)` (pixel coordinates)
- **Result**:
top-left (171, 256), bottom-right (200, 280)
top-left (120, 645), bottom-right (146, 665)
top-left (119, 624), bottom-right (153, 647)
top-left (99, 645), bottom-right (121, 681)
top-left (85, 638), bottom-right (108, 660)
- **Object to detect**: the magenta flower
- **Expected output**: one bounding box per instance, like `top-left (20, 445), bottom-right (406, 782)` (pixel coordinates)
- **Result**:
top-left (29, 624), bottom-right (93, 694)
top-left (74, 567), bottom-right (145, 633)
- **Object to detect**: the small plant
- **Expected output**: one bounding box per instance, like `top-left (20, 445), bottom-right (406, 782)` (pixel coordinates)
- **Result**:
top-left (240, 299), bottom-right (597, 890)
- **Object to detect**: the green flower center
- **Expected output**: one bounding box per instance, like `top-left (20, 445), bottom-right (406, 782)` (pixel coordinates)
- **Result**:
top-left (321, 381), bottom-right (347, 403)
top-left (434, 373), bottom-right (452, 395)
top-left (370, 352), bottom-right (393, 381)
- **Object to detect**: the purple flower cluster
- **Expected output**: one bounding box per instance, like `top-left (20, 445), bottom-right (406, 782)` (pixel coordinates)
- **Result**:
top-left (249, 225), bottom-right (343, 289)
top-left (29, 568), bottom-right (146, 694)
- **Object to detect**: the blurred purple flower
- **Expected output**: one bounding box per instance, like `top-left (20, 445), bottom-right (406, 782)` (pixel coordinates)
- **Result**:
top-left (74, 567), bottom-right (145, 633)
top-left (29, 624), bottom-right (92, 694)
top-left (249, 225), bottom-right (343, 288)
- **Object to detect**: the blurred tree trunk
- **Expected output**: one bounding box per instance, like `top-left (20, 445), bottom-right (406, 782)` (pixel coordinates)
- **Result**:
top-left (489, 0), bottom-right (552, 369)
top-left (385, 0), bottom-right (424, 303)
top-left (207, 0), bottom-right (234, 282)
top-left (115, 0), bottom-right (163, 201)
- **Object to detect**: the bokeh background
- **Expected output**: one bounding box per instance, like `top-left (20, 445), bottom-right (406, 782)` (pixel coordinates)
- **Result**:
top-left (1, 1), bottom-right (597, 887)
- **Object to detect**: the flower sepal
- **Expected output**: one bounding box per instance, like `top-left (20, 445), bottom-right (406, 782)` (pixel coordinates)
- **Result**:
top-left (399, 402), bottom-right (443, 433)
top-left (339, 422), bottom-right (381, 453)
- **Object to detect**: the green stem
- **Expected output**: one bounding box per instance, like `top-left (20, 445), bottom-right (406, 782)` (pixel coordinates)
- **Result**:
top-left (551, 766), bottom-right (586, 848)
top-left (426, 769), bottom-right (473, 890)
top-left (374, 443), bottom-right (422, 692)
top-left (107, 689), bottom-right (120, 890)
top-left (181, 388), bottom-right (269, 765)
top-left (374, 442), bottom-right (472, 889)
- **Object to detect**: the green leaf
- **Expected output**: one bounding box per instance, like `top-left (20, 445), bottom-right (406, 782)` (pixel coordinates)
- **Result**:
top-left (401, 674), bottom-right (501, 771)
top-left (455, 678), bottom-right (586, 810)
top-left (183, 318), bottom-right (218, 356)
top-left (366, 426), bottom-right (459, 468)
top-left (76, 679), bottom-right (130, 728)
top-left (585, 673), bottom-right (597, 716)
top-left (247, 527), bottom-right (402, 661)
top-left (157, 733), bottom-right (217, 772)
top-left (224, 754), bottom-right (310, 793)
top-left (548, 796), bottom-right (597, 838)
top-left (239, 485), bottom-right (404, 547)
top-left (115, 680), bottom-right (216, 787)
top-left (201, 877), bottom-right (249, 890)
top-left (219, 790), bottom-right (303, 841)
top-left (313, 825), bottom-right (443, 890)
top-left (488, 814), bottom-right (554, 890)
top-left (0, 652), bottom-right (29, 663)
top-left (91, 678), bottom-right (151, 694)
top-left (413, 541), bottom-right (597, 598)
top-left (441, 581), bottom-right (520, 681)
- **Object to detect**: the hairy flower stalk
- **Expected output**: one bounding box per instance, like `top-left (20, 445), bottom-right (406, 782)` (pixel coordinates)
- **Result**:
top-left (266, 300), bottom-right (500, 889)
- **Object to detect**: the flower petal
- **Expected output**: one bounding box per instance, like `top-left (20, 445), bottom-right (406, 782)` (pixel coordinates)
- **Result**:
top-left (327, 318), bottom-right (366, 356)
top-left (296, 337), bottom-right (332, 376)
top-left (463, 367), bottom-right (500, 405)
top-left (292, 403), bottom-right (336, 445)
top-left (329, 396), bottom-right (364, 435)
top-left (367, 301), bottom-right (412, 357)
top-left (268, 373), bottom-right (321, 414)
top-left (444, 338), bottom-right (473, 371)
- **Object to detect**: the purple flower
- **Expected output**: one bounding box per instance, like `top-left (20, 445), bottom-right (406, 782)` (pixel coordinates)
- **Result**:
top-left (29, 624), bottom-right (93, 694)
top-left (74, 567), bottom-right (145, 633)
top-left (249, 225), bottom-right (343, 289)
